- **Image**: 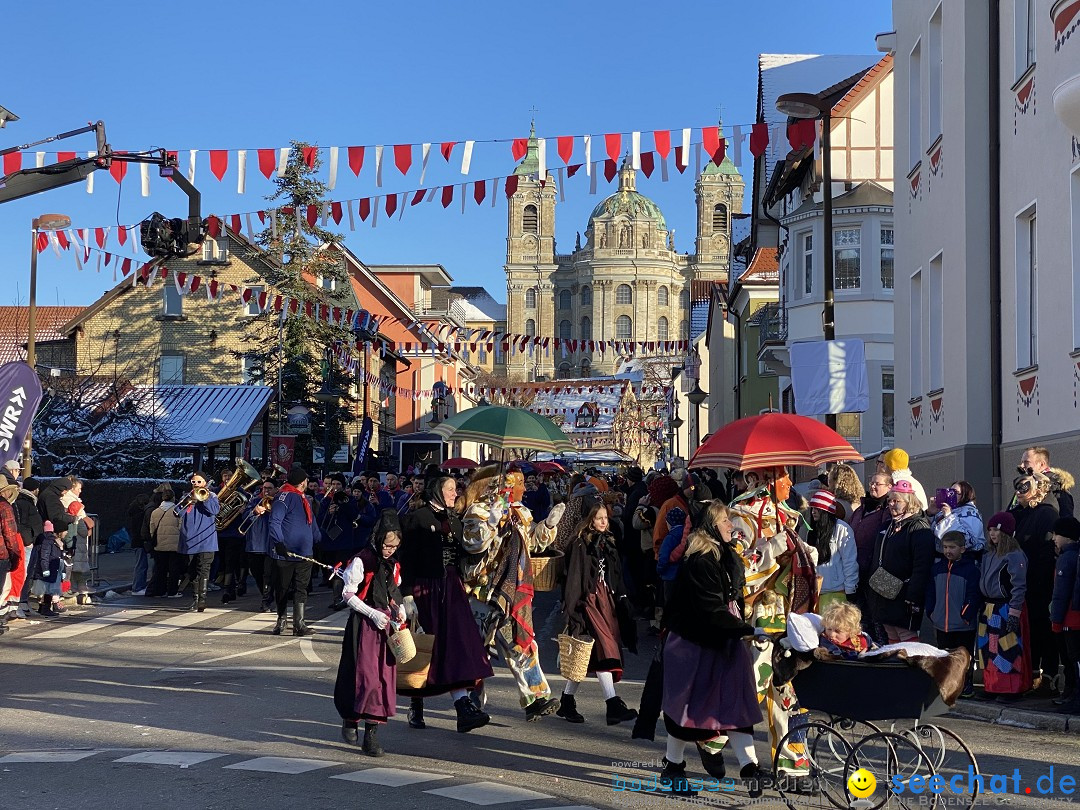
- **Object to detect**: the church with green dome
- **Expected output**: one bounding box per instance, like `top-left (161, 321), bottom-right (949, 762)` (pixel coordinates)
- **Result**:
top-left (504, 126), bottom-right (744, 380)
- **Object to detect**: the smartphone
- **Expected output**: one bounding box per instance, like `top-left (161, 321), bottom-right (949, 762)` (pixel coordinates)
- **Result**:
top-left (935, 488), bottom-right (958, 509)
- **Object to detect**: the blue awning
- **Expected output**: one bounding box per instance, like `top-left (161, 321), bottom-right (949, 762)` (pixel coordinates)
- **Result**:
top-left (142, 385), bottom-right (275, 447)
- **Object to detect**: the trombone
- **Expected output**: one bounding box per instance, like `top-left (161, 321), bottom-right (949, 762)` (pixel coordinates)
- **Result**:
top-left (237, 494), bottom-right (274, 535)
top-left (173, 480), bottom-right (214, 516)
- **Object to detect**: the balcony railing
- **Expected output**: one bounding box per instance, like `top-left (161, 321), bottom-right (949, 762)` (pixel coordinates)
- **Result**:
top-left (755, 302), bottom-right (787, 350)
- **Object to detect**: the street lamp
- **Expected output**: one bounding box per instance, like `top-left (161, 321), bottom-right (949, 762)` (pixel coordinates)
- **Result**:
top-left (776, 92), bottom-right (837, 430)
top-left (429, 381), bottom-right (449, 428)
top-left (670, 406), bottom-right (684, 460)
top-left (26, 213), bottom-right (71, 478)
top-left (686, 382), bottom-right (707, 452)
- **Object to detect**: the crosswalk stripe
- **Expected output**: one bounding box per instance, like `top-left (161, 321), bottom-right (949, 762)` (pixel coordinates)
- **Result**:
top-left (425, 782), bottom-right (555, 805)
top-left (0, 751), bottom-right (101, 763)
top-left (34, 610), bottom-right (158, 640)
top-left (210, 614), bottom-right (278, 634)
top-left (114, 752), bottom-right (226, 766)
top-left (224, 756), bottom-right (340, 774)
top-left (332, 767), bottom-right (452, 787)
top-left (116, 609), bottom-right (226, 637)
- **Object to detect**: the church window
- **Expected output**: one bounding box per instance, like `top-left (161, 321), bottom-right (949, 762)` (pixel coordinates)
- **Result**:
top-left (616, 284), bottom-right (633, 305)
top-left (558, 363), bottom-right (572, 379)
top-left (658, 286), bottom-right (669, 307)
top-left (680, 289), bottom-right (690, 310)
top-left (559, 289), bottom-right (571, 310)
top-left (581, 360), bottom-right (591, 378)
top-left (616, 315), bottom-right (633, 339)
top-left (523, 204), bottom-right (539, 234)
top-left (580, 316), bottom-right (592, 341)
top-left (712, 203), bottom-right (729, 232)
top-left (525, 319), bottom-right (536, 336)
top-left (679, 320), bottom-right (689, 340)
top-left (581, 286), bottom-right (592, 305)
top-left (657, 317), bottom-right (669, 341)
top-left (560, 319), bottom-right (572, 339)
top-left (525, 288), bottom-right (536, 308)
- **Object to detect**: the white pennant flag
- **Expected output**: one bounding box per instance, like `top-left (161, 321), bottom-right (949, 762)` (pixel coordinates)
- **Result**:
top-left (328, 146), bottom-right (339, 190)
top-left (375, 145), bottom-right (384, 187)
top-left (70, 231), bottom-right (83, 271)
top-left (589, 163), bottom-right (598, 195)
top-left (35, 152), bottom-right (45, 168)
top-left (461, 140), bottom-right (474, 175)
top-left (398, 192), bottom-right (406, 220)
top-left (584, 135), bottom-right (592, 175)
top-left (537, 138), bottom-right (546, 179)
top-left (245, 213), bottom-right (256, 240)
top-left (731, 125), bottom-right (745, 167)
top-left (557, 167), bottom-right (566, 202)
top-left (348, 200), bottom-right (356, 231)
top-left (295, 204), bottom-right (303, 235)
top-left (237, 149), bottom-right (247, 193)
top-left (681, 128), bottom-right (691, 159)
top-left (140, 162), bottom-right (150, 197)
top-left (277, 148), bottom-right (289, 177)
top-left (372, 196), bottom-right (379, 227)
top-left (631, 131), bottom-right (641, 170)
top-left (86, 151), bottom-right (96, 193)
top-left (460, 183), bottom-right (466, 213)
top-left (188, 149), bottom-right (198, 183)
top-left (419, 143), bottom-right (431, 184)
top-left (661, 152), bottom-right (669, 182)
top-left (771, 124), bottom-right (784, 156)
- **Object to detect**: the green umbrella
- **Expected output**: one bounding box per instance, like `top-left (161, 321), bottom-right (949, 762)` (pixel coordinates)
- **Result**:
top-left (430, 405), bottom-right (575, 454)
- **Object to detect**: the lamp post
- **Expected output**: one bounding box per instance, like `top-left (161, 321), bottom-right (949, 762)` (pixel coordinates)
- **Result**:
top-left (670, 406), bottom-right (684, 461)
top-left (775, 92), bottom-right (837, 431)
top-left (26, 213), bottom-right (71, 478)
top-left (686, 382), bottom-right (707, 454)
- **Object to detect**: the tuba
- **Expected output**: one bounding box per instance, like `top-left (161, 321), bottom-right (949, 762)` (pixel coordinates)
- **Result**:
top-left (216, 459), bottom-right (263, 531)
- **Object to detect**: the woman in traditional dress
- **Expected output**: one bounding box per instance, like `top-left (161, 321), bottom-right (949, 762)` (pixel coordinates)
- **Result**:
top-left (334, 509), bottom-right (406, 756)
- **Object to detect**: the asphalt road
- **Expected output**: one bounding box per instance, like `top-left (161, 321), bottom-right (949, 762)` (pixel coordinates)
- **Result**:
top-left (2, 588), bottom-right (1080, 809)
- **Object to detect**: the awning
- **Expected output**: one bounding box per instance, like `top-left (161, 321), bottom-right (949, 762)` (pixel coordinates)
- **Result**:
top-left (118, 385), bottom-right (275, 449)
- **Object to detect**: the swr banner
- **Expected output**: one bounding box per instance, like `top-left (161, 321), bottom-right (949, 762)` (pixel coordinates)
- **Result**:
top-left (0, 362), bottom-right (43, 467)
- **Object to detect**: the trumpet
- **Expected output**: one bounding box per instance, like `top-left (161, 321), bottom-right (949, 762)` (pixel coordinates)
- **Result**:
top-left (173, 481), bottom-right (214, 516)
top-left (237, 494), bottom-right (274, 535)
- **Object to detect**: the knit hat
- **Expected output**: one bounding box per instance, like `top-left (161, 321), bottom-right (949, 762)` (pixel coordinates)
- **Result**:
top-left (808, 488), bottom-right (843, 517)
top-left (23, 477), bottom-right (40, 491)
top-left (43, 520), bottom-right (54, 532)
top-left (890, 479), bottom-right (916, 495)
top-left (882, 448), bottom-right (910, 471)
top-left (666, 507), bottom-right (687, 528)
top-left (3, 459), bottom-right (19, 472)
top-left (988, 511), bottom-right (1016, 536)
top-left (1053, 517), bottom-right (1080, 542)
top-left (287, 466), bottom-right (309, 487)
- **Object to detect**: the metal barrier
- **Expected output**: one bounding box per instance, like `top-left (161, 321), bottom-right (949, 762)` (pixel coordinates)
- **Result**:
top-left (86, 512), bottom-right (100, 587)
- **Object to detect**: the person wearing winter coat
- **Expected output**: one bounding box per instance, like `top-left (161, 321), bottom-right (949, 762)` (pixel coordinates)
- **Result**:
top-left (269, 467), bottom-right (321, 636)
top-left (126, 491), bottom-right (153, 595)
top-left (866, 480), bottom-right (936, 643)
top-left (177, 470), bottom-right (220, 613)
top-left (925, 532), bottom-right (981, 696)
top-left (29, 521), bottom-right (65, 617)
top-left (656, 506), bottom-right (688, 605)
top-left (242, 480), bottom-right (276, 611)
top-left (931, 481), bottom-right (986, 553)
top-left (1015, 446), bottom-right (1074, 518)
top-left (13, 478), bottom-right (43, 619)
top-left (37, 477), bottom-right (77, 540)
top-left (148, 488), bottom-right (184, 598)
top-left (0, 483), bottom-right (24, 634)
top-left (1050, 517), bottom-right (1080, 712)
top-left (806, 489), bottom-right (859, 612)
top-left (61, 482), bottom-right (95, 606)
top-left (977, 511), bottom-right (1031, 700)
top-left (880, 448), bottom-right (928, 512)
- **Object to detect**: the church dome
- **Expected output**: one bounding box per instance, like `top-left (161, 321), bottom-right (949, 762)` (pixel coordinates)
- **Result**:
top-left (587, 163), bottom-right (667, 230)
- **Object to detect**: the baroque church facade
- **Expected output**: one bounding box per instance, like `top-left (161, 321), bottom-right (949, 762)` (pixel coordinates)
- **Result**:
top-left (504, 127), bottom-right (744, 381)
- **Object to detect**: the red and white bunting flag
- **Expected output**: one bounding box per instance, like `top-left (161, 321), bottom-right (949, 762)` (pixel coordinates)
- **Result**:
top-left (394, 143), bottom-right (412, 176)
top-left (348, 146), bottom-right (365, 176)
top-left (210, 150), bottom-right (228, 181)
top-left (605, 133), bottom-right (621, 162)
top-left (258, 149), bottom-right (276, 179)
top-left (461, 141), bottom-right (474, 175)
top-left (557, 135), bottom-right (574, 164)
top-left (327, 146), bottom-right (339, 190)
top-left (237, 149), bottom-right (247, 193)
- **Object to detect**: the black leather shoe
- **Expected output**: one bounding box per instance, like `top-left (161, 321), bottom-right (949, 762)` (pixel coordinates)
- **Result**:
top-left (697, 743), bottom-right (726, 779)
top-left (362, 723), bottom-right (384, 757)
top-left (605, 695), bottom-right (638, 725)
top-left (525, 696), bottom-right (559, 721)
top-left (408, 698), bottom-right (426, 729)
top-left (556, 693), bottom-right (585, 723)
top-left (455, 696), bottom-right (490, 733)
top-left (341, 722), bottom-right (358, 745)
top-left (658, 759), bottom-right (697, 797)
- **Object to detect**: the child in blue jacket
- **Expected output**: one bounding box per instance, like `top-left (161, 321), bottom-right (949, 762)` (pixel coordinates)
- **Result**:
top-left (925, 531), bottom-right (981, 696)
top-left (655, 506), bottom-right (687, 606)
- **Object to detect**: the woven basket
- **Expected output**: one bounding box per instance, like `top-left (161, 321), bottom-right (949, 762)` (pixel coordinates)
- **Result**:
top-left (557, 633), bottom-right (594, 682)
top-left (387, 626), bottom-right (417, 666)
top-left (396, 633), bottom-right (434, 690)
top-left (530, 552), bottom-right (564, 592)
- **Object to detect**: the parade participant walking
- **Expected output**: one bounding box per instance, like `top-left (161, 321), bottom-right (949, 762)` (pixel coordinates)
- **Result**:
top-left (334, 510), bottom-right (407, 757)
top-left (242, 480), bottom-right (276, 611)
top-left (977, 512), bottom-right (1031, 701)
top-left (269, 467), bottom-right (321, 636)
top-left (557, 502), bottom-right (637, 725)
top-left (177, 471), bottom-right (220, 613)
top-left (148, 487), bottom-right (184, 598)
top-left (399, 476), bottom-right (493, 733)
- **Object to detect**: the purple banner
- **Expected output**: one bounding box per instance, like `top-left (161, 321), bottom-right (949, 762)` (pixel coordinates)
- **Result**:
top-left (0, 362), bottom-right (43, 468)
top-left (351, 416), bottom-right (374, 477)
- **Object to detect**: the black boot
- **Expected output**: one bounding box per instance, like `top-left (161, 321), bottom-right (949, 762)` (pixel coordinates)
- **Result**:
top-left (407, 697), bottom-right (426, 729)
top-left (454, 696), bottom-right (490, 733)
top-left (222, 585), bottom-right (236, 605)
top-left (659, 759), bottom-right (697, 796)
top-left (190, 576), bottom-right (207, 613)
top-left (362, 723), bottom-right (384, 757)
top-left (740, 763), bottom-right (772, 799)
top-left (556, 693), bottom-right (585, 723)
top-left (272, 608), bottom-right (287, 635)
top-left (697, 742), bottom-right (726, 779)
top-left (292, 602), bottom-right (314, 636)
top-left (605, 695), bottom-right (638, 726)
top-left (525, 696), bottom-right (559, 721)
top-left (341, 721), bottom-right (358, 745)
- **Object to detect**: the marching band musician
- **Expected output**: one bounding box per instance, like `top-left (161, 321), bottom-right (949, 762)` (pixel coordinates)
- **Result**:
top-left (242, 480), bottom-right (277, 612)
top-left (177, 471), bottom-right (220, 613)
top-left (315, 474), bottom-right (360, 593)
top-left (269, 467), bottom-right (321, 636)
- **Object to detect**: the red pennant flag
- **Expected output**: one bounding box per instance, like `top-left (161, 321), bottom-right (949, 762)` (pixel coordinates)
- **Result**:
top-left (117, 225), bottom-right (128, 246)
top-left (557, 135), bottom-right (574, 164)
top-left (605, 133), bottom-right (622, 162)
top-left (750, 123), bottom-right (769, 157)
top-left (56, 151), bottom-right (76, 164)
top-left (358, 198), bottom-right (371, 221)
top-left (94, 228), bottom-right (105, 248)
top-left (567, 163), bottom-right (582, 178)
top-left (504, 175), bottom-right (519, 198)
top-left (305, 205), bottom-right (319, 227)
top-left (3, 152), bottom-right (21, 174)
top-left (257, 210), bottom-right (267, 224)
top-left (230, 214), bottom-right (242, 234)
top-left (393, 144), bottom-right (412, 175)
top-left (411, 189), bottom-right (426, 206)
top-left (209, 150), bottom-right (228, 180)
top-left (302, 146), bottom-right (318, 168)
top-left (787, 119), bottom-right (815, 150)
top-left (55, 230), bottom-right (69, 250)
top-left (440, 142), bottom-right (456, 161)
top-left (512, 138), bottom-right (529, 160)
top-left (207, 216), bottom-right (222, 237)
top-left (258, 149), bottom-right (276, 179)
top-left (604, 159), bottom-right (617, 182)
top-left (640, 151), bottom-right (655, 178)
top-left (331, 201), bottom-right (343, 224)
top-left (385, 194), bottom-right (397, 218)
top-left (348, 146), bottom-right (365, 176)
top-left (441, 185), bottom-right (454, 208)
top-left (190, 276), bottom-right (201, 294)
top-left (473, 179), bottom-right (486, 205)
top-left (702, 126), bottom-right (719, 161)
top-left (110, 155), bottom-right (128, 184)
top-left (120, 258), bottom-right (132, 276)
top-left (674, 146), bottom-right (687, 174)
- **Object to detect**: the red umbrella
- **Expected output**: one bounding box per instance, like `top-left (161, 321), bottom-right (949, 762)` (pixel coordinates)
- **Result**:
top-left (441, 457), bottom-right (478, 471)
top-left (532, 461), bottom-right (566, 474)
top-left (690, 412), bottom-right (863, 470)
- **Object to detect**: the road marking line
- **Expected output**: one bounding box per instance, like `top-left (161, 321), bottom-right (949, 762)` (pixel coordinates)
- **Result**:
top-left (425, 782), bottom-right (555, 805)
top-left (0, 751), bottom-right (101, 763)
top-left (116, 609), bottom-right (226, 637)
top-left (299, 638), bottom-right (322, 663)
top-left (196, 639), bottom-right (297, 663)
top-left (209, 614), bottom-right (278, 634)
top-left (34, 611), bottom-right (156, 640)
top-left (332, 767), bottom-right (452, 786)
top-left (114, 752), bottom-right (226, 767)
top-left (224, 756), bottom-right (341, 774)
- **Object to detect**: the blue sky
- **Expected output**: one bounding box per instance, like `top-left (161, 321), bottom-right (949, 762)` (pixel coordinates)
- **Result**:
top-left (2, 0), bottom-right (891, 308)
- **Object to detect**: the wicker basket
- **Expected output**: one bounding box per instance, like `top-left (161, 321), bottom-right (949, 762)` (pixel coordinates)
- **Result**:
top-left (387, 626), bottom-right (417, 666)
top-left (530, 551), bottom-right (564, 592)
top-left (396, 632), bottom-right (434, 690)
top-left (557, 633), bottom-right (594, 682)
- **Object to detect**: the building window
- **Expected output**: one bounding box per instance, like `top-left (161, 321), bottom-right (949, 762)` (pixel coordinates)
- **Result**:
top-left (657, 317), bottom-right (669, 341)
top-left (244, 285), bottom-right (264, 316)
top-left (929, 253), bottom-right (944, 390)
top-left (1016, 0), bottom-right (1036, 79)
top-left (679, 320), bottom-right (689, 340)
top-left (880, 228), bottom-right (895, 289)
top-left (834, 227), bottom-right (861, 290)
top-left (712, 203), bottom-right (729, 232)
top-left (616, 284), bottom-right (633, 305)
top-left (909, 39), bottom-right (922, 168)
top-left (525, 318), bottom-right (536, 337)
top-left (801, 232), bottom-right (814, 297)
top-left (559, 319), bottom-right (572, 339)
top-left (241, 355), bottom-right (259, 384)
top-left (581, 286), bottom-right (592, 305)
top-left (159, 354), bottom-right (184, 386)
top-left (525, 288), bottom-right (536, 308)
top-left (928, 4), bottom-right (943, 141)
top-left (882, 368), bottom-right (895, 440)
top-left (658, 285), bottom-right (669, 307)
top-left (835, 413), bottom-right (862, 440)
top-left (680, 289), bottom-right (690, 310)
top-left (910, 270), bottom-right (923, 396)
top-left (201, 237), bottom-right (228, 263)
top-left (523, 204), bottom-right (539, 234)
top-left (557, 363), bottom-right (572, 379)
top-left (580, 316), bottom-right (592, 341)
top-left (163, 285), bottom-right (183, 317)
top-left (1016, 206), bottom-right (1038, 368)
top-left (580, 360), bottom-right (591, 378)
top-left (559, 289), bottom-right (571, 310)
top-left (616, 315), bottom-right (632, 339)
top-left (319, 275), bottom-right (336, 291)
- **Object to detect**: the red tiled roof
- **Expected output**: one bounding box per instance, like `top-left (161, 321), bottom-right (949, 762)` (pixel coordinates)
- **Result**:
top-left (690, 279), bottom-right (723, 302)
top-left (0, 306), bottom-right (84, 364)
top-left (740, 248), bottom-right (780, 283)
top-left (832, 54), bottom-right (893, 118)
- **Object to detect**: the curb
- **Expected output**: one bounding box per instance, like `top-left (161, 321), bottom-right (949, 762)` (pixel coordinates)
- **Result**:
top-left (948, 701), bottom-right (1080, 734)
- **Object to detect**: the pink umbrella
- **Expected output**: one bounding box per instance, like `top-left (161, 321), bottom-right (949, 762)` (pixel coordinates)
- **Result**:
top-left (441, 457), bottom-right (478, 471)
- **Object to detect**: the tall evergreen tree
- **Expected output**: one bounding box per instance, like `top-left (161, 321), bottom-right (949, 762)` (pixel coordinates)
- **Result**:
top-left (240, 142), bottom-right (357, 469)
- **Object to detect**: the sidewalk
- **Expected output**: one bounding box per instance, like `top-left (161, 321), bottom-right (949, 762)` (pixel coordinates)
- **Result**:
top-left (948, 693), bottom-right (1080, 734)
top-left (89, 546), bottom-right (138, 597)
